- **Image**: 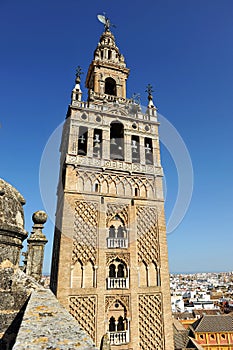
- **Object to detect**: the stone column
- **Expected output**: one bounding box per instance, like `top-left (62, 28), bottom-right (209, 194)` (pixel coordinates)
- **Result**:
top-left (102, 129), bottom-right (110, 159)
top-left (152, 138), bottom-right (160, 166)
top-left (139, 136), bottom-right (146, 165)
top-left (87, 128), bottom-right (94, 158)
top-left (94, 73), bottom-right (99, 93)
top-left (124, 133), bottom-right (132, 163)
top-left (26, 211), bottom-right (48, 281)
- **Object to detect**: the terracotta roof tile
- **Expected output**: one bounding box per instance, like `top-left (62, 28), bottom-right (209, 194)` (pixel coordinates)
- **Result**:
top-left (191, 315), bottom-right (233, 332)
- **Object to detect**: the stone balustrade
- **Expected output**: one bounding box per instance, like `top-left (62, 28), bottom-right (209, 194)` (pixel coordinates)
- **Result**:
top-left (107, 237), bottom-right (128, 248)
top-left (107, 277), bottom-right (129, 289)
top-left (108, 330), bottom-right (129, 345)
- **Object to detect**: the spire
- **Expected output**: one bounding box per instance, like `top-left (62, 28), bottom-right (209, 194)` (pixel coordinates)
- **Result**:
top-left (72, 66), bottom-right (83, 103)
top-left (146, 84), bottom-right (155, 108)
top-left (146, 84), bottom-right (157, 118)
top-left (85, 16), bottom-right (129, 103)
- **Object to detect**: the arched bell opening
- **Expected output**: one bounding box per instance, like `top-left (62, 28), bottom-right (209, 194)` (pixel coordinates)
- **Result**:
top-left (78, 126), bottom-right (88, 156)
top-left (110, 121), bottom-right (124, 161)
top-left (105, 77), bottom-right (116, 96)
top-left (145, 137), bottom-right (153, 165)
top-left (131, 135), bottom-right (140, 163)
top-left (93, 129), bottom-right (102, 158)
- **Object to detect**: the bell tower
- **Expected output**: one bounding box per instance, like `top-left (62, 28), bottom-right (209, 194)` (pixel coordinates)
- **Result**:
top-left (85, 26), bottom-right (129, 102)
top-left (50, 17), bottom-right (174, 350)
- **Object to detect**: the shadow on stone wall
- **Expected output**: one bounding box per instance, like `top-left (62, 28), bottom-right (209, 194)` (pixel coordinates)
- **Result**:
top-left (0, 297), bottom-right (29, 350)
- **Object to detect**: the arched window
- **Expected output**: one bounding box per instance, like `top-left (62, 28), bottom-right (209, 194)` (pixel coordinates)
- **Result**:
top-left (109, 225), bottom-right (116, 238)
top-left (117, 226), bottom-right (124, 238)
top-left (117, 263), bottom-right (125, 278)
top-left (109, 316), bottom-right (116, 332)
top-left (110, 121), bottom-right (124, 160)
top-left (117, 316), bottom-right (125, 331)
top-left (105, 77), bottom-right (116, 96)
top-left (109, 264), bottom-right (116, 278)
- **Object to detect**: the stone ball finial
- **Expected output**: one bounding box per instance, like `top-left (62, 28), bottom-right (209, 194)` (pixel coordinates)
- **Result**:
top-left (32, 211), bottom-right (48, 225)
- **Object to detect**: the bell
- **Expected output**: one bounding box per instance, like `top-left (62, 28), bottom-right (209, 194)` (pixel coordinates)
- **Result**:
top-left (110, 138), bottom-right (117, 145)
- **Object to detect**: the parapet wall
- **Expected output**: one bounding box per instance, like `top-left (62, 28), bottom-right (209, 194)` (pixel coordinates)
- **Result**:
top-left (13, 288), bottom-right (98, 350)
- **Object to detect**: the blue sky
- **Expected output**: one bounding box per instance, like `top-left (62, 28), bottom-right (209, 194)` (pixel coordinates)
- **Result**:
top-left (0, 0), bottom-right (232, 274)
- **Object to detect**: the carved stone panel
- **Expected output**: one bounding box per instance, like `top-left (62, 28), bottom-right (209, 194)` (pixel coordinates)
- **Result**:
top-left (106, 253), bottom-right (130, 266)
top-left (69, 295), bottom-right (97, 342)
top-left (138, 294), bottom-right (164, 350)
top-left (136, 206), bottom-right (159, 265)
top-left (73, 201), bottom-right (98, 265)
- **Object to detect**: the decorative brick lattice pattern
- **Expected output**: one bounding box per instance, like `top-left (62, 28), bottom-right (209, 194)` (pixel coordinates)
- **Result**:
top-left (106, 204), bottom-right (129, 226)
top-left (69, 295), bottom-right (97, 342)
top-left (138, 294), bottom-right (164, 350)
top-left (73, 201), bottom-right (98, 265)
top-left (136, 206), bottom-right (159, 265)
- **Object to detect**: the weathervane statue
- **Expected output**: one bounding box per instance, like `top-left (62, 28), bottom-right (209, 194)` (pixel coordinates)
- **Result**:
top-left (97, 13), bottom-right (116, 31)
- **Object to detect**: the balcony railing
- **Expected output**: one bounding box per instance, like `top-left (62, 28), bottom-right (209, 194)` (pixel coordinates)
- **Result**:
top-left (108, 330), bottom-right (129, 345)
top-left (107, 237), bottom-right (128, 249)
top-left (107, 277), bottom-right (129, 289)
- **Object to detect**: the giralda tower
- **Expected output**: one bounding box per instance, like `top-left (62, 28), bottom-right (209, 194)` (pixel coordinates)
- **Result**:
top-left (50, 16), bottom-right (174, 350)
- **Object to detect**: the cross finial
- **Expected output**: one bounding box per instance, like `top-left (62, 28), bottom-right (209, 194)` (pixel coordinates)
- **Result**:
top-left (75, 66), bottom-right (83, 80)
top-left (146, 84), bottom-right (155, 108)
top-left (145, 84), bottom-right (154, 96)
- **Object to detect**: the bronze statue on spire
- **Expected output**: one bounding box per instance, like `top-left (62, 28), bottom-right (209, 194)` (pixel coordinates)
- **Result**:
top-left (97, 13), bottom-right (116, 31)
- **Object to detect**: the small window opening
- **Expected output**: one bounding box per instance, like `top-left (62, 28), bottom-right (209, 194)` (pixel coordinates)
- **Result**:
top-left (135, 188), bottom-right (139, 197)
top-left (117, 316), bottom-right (124, 331)
top-left (94, 183), bottom-right (99, 192)
top-left (109, 226), bottom-right (116, 238)
top-left (117, 264), bottom-right (125, 278)
top-left (109, 264), bottom-right (116, 278)
top-left (109, 317), bottom-right (115, 332)
top-left (108, 50), bottom-right (112, 60)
